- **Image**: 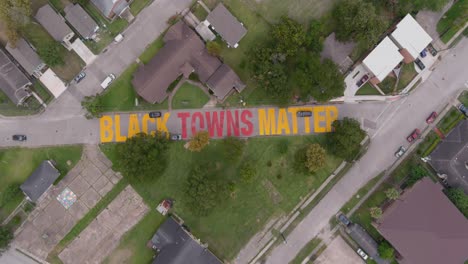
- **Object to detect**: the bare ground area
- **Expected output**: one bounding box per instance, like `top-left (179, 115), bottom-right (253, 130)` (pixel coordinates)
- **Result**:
top-left (314, 235), bottom-right (363, 264)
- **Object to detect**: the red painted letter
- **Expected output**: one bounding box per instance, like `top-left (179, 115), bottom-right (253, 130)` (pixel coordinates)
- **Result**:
top-left (191, 112), bottom-right (205, 136)
top-left (177, 112), bottom-right (190, 139)
top-left (206, 111), bottom-right (225, 137)
top-left (241, 110), bottom-right (253, 136)
top-left (226, 110), bottom-right (240, 137)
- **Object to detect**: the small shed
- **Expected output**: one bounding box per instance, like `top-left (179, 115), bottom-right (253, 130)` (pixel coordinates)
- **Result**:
top-left (20, 161), bottom-right (60, 202)
top-left (205, 3), bottom-right (247, 48)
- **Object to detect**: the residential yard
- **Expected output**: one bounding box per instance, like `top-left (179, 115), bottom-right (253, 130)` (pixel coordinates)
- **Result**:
top-left (138, 35), bottom-right (164, 64)
top-left (191, 2), bottom-right (209, 21)
top-left (416, 131), bottom-right (441, 157)
top-left (99, 63), bottom-right (168, 111)
top-left (0, 91), bottom-right (42, 116)
top-left (396, 63), bottom-right (417, 91)
top-left (378, 75), bottom-right (397, 95)
top-left (436, 107), bottom-right (465, 134)
top-left (33, 81), bottom-right (53, 104)
top-left (101, 135), bottom-right (343, 261)
top-left (0, 146), bottom-right (83, 222)
top-left (172, 82), bottom-right (210, 109)
top-left (437, 0), bottom-right (468, 43)
top-left (356, 83), bottom-right (381, 96)
top-left (340, 172), bottom-right (384, 215)
top-left (459, 90), bottom-right (468, 105)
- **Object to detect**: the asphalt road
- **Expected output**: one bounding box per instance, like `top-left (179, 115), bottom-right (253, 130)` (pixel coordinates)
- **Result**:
top-left (263, 39), bottom-right (468, 264)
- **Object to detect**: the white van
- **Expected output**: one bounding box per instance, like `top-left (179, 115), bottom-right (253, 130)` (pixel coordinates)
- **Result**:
top-left (114, 34), bottom-right (124, 43)
top-left (100, 74), bottom-right (116, 89)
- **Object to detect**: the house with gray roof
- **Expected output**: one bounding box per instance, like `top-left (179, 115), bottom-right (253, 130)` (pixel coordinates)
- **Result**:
top-left (150, 217), bottom-right (222, 264)
top-left (35, 5), bottom-right (75, 47)
top-left (90, 0), bottom-right (131, 20)
top-left (205, 3), bottom-right (247, 48)
top-left (20, 160), bottom-right (60, 202)
top-left (6, 38), bottom-right (46, 77)
top-left (65, 4), bottom-right (100, 40)
top-left (376, 178), bottom-right (468, 264)
top-left (0, 49), bottom-right (32, 105)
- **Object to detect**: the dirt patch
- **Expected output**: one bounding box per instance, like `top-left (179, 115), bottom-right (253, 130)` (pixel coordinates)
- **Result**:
top-left (105, 248), bottom-right (133, 264)
top-left (262, 179), bottom-right (283, 204)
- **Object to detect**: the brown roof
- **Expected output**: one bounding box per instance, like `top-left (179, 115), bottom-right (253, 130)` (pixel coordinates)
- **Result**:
top-left (35, 5), bottom-right (73, 42)
top-left (206, 3), bottom-right (247, 47)
top-left (207, 64), bottom-right (245, 100)
top-left (376, 178), bottom-right (468, 264)
top-left (132, 21), bottom-right (244, 103)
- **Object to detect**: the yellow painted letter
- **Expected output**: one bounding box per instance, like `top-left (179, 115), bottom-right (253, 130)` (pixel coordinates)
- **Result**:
top-left (276, 108), bottom-right (290, 135)
top-left (288, 107), bottom-right (299, 134)
top-left (114, 115), bottom-right (127, 142)
top-left (258, 108), bottom-right (276, 135)
top-left (142, 114), bottom-right (156, 134)
top-left (156, 113), bottom-right (170, 134)
top-left (325, 106), bottom-right (338, 132)
top-left (99, 115), bottom-right (113, 143)
top-left (313, 106), bottom-right (327, 133)
top-left (127, 114), bottom-right (141, 138)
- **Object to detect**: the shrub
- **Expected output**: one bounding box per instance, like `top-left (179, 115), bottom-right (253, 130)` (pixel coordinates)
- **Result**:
top-left (240, 163), bottom-right (256, 183)
top-left (378, 242), bottom-right (395, 260)
top-left (305, 144), bottom-right (327, 172)
top-left (369, 207), bottom-right (382, 219)
top-left (206, 41), bottom-right (222, 56)
top-left (0, 226), bottom-right (13, 252)
top-left (188, 131), bottom-right (210, 152)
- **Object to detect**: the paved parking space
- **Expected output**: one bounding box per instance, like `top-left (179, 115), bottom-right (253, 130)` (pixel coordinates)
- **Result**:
top-left (13, 145), bottom-right (121, 260)
top-left (58, 186), bottom-right (148, 264)
top-left (314, 236), bottom-right (364, 264)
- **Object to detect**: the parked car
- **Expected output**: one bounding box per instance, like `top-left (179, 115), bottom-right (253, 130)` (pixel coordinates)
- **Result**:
top-left (395, 146), bottom-right (407, 158)
top-left (415, 58), bottom-right (425, 71)
top-left (74, 72), bottom-right (86, 83)
top-left (427, 44), bottom-right (438, 56)
top-left (407, 129), bottom-right (421, 142)
top-left (337, 213), bottom-right (351, 226)
top-left (356, 75), bottom-right (369, 87)
top-left (149, 111), bottom-right (162, 118)
top-left (114, 34), bottom-right (124, 43)
top-left (100, 74), bottom-right (116, 89)
top-left (459, 104), bottom-right (468, 116)
top-left (357, 248), bottom-right (369, 260)
top-left (420, 49), bottom-right (427, 58)
top-left (296, 111), bottom-right (312, 117)
top-left (426, 111), bottom-right (438, 124)
top-left (170, 134), bottom-right (182, 141)
top-left (12, 134), bottom-right (27, 141)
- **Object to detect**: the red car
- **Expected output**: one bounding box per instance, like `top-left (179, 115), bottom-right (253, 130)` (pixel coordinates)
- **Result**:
top-left (426, 111), bottom-right (438, 124)
top-left (407, 129), bottom-right (421, 142)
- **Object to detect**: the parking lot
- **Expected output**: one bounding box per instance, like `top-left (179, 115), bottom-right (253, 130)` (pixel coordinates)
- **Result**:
top-left (314, 236), bottom-right (364, 264)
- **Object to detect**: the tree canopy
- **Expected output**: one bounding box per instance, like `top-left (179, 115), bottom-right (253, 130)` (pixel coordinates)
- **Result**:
top-left (446, 187), bottom-right (468, 217)
top-left (271, 16), bottom-right (306, 56)
top-left (116, 132), bottom-right (169, 182)
top-left (305, 143), bottom-right (327, 172)
top-left (0, 226), bottom-right (13, 253)
top-left (81, 94), bottom-right (103, 119)
top-left (327, 118), bottom-right (366, 161)
top-left (188, 130), bottom-right (210, 152)
top-left (378, 242), bottom-right (395, 259)
top-left (385, 188), bottom-right (400, 200)
top-left (332, 0), bottom-right (386, 46)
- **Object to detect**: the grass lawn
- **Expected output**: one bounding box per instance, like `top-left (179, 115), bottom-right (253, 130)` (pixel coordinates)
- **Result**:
top-left (340, 172), bottom-right (384, 215)
top-left (378, 76), bottom-right (397, 95)
top-left (172, 82), bottom-right (210, 109)
top-left (416, 131), bottom-right (441, 157)
top-left (191, 2), bottom-right (209, 21)
top-left (139, 35), bottom-right (165, 64)
top-left (437, 107), bottom-right (465, 134)
top-left (0, 146), bottom-right (83, 221)
top-left (99, 63), bottom-right (168, 111)
top-left (0, 90), bottom-right (42, 116)
top-left (22, 23), bottom-right (84, 81)
top-left (130, 0), bottom-right (152, 16)
top-left (356, 83), bottom-right (381, 96)
top-left (290, 238), bottom-right (322, 264)
top-left (33, 81), bottom-right (53, 104)
top-left (396, 63), bottom-right (417, 91)
top-left (437, 0), bottom-right (468, 43)
top-left (459, 90), bottom-right (468, 105)
top-left (101, 135), bottom-right (342, 261)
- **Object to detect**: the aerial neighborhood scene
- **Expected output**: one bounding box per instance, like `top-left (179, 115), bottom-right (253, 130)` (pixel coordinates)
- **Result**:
top-left (0, 0), bottom-right (467, 263)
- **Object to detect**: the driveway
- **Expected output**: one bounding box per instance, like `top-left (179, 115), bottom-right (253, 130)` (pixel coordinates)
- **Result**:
top-left (344, 64), bottom-right (371, 97)
top-left (262, 38), bottom-right (468, 264)
top-left (70, 39), bottom-right (96, 65)
top-left (314, 236), bottom-right (364, 264)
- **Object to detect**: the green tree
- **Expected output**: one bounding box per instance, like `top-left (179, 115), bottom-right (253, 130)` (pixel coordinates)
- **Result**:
top-left (240, 162), bottom-right (256, 183)
top-left (37, 43), bottom-right (64, 66)
top-left (271, 16), bottom-right (306, 56)
top-left (370, 207), bottom-right (382, 219)
top-left (305, 19), bottom-right (324, 53)
top-left (116, 132), bottom-right (169, 182)
top-left (305, 143), bottom-right (327, 172)
top-left (0, 226), bottom-right (13, 252)
top-left (0, 0), bottom-right (31, 45)
top-left (385, 188), bottom-right (400, 200)
top-left (184, 165), bottom-right (227, 216)
top-left (327, 118), bottom-right (366, 161)
top-left (81, 94), bottom-right (103, 119)
top-left (406, 165), bottom-right (427, 186)
top-left (446, 188), bottom-right (468, 217)
top-left (378, 242), bottom-right (395, 259)
top-left (188, 130), bottom-right (210, 152)
top-left (396, 0), bottom-right (448, 14)
top-left (332, 0), bottom-right (386, 47)
top-left (293, 52), bottom-right (344, 102)
top-left (206, 41), bottom-right (221, 56)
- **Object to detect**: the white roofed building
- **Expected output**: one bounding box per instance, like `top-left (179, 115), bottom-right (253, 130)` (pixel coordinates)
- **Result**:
top-left (362, 37), bottom-right (403, 84)
top-left (390, 14), bottom-right (432, 62)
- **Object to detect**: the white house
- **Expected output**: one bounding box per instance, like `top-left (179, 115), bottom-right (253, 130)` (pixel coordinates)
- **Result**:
top-left (362, 37), bottom-right (403, 84)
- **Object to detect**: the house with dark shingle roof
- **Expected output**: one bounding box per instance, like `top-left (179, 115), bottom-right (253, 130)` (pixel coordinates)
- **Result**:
top-left (150, 217), bottom-right (222, 264)
top-left (65, 4), bottom-right (100, 40)
top-left (6, 38), bottom-right (46, 77)
top-left (90, 0), bottom-right (131, 20)
top-left (205, 3), bottom-right (247, 48)
top-left (0, 49), bottom-right (32, 105)
top-left (376, 178), bottom-right (468, 264)
top-left (132, 21), bottom-right (245, 103)
top-left (35, 5), bottom-right (75, 47)
top-left (20, 160), bottom-right (60, 202)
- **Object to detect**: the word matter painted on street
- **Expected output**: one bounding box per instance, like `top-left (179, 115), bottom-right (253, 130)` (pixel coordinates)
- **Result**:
top-left (99, 106), bottom-right (338, 143)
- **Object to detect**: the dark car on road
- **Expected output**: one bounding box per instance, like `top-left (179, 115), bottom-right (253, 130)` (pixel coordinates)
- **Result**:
top-left (426, 111), bottom-right (438, 124)
top-left (74, 72), bottom-right (86, 83)
top-left (170, 134), bottom-right (182, 141)
top-left (356, 75), bottom-right (369, 87)
top-left (415, 58), bottom-right (425, 71)
top-left (337, 213), bottom-right (351, 226)
top-left (459, 104), bottom-right (468, 117)
top-left (297, 111), bottom-right (312, 117)
top-left (12, 135), bottom-right (27, 141)
top-left (149, 111), bottom-right (162, 118)
top-left (407, 129), bottom-right (421, 142)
